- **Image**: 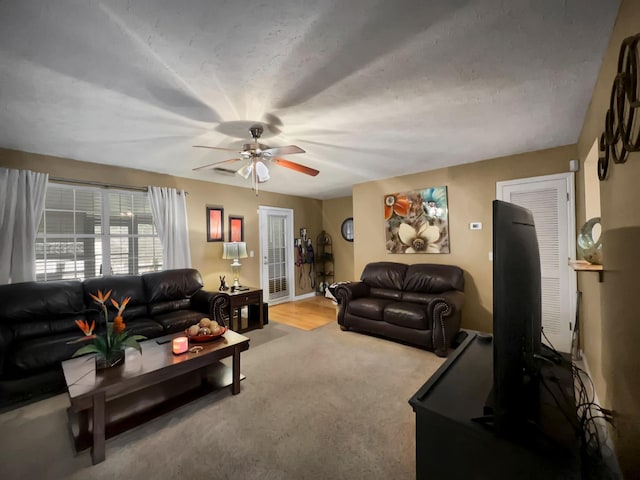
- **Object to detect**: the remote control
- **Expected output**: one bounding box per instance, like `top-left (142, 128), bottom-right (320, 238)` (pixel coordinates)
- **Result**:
top-left (156, 338), bottom-right (172, 345)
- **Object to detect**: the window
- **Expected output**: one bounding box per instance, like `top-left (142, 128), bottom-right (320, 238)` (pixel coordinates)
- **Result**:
top-left (36, 184), bottom-right (163, 281)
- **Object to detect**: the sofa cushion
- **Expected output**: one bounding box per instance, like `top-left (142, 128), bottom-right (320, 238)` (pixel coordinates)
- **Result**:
top-left (123, 318), bottom-right (164, 338)
top-left (153, 309), bottom-right (205, 334)
top-left (401, 291), bottom-right (440, 305)
top-left (360, 262), bottom-right (408, 290)
top-left (143, 268), bottom-right (203, 303)
top-left (403, 264), bottom-right (464, 293)
top-left (369, 288), bottom-right (402, 301)
top-left (384, 302), bottom-right (429, 329)
top-left (148, 298), bottom-right (192, 317)
top-left (0, 280), bottom-right (86, 339)
top-left (83, 275), bottom-right (147, 320)
top-left (13, 313), bottom-right (89, 343)
top-left (10, 331), bottom-right (85, 373)
top-left (348, 298), bottom-right (395, 321)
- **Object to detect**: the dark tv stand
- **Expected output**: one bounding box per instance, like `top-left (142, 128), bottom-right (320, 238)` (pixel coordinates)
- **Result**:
top-left (409, 332), bottom-right (580, 480)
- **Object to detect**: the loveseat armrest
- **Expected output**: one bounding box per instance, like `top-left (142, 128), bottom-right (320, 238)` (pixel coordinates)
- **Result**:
top-left (428, 290), bottom-right (464, 357)
top-left (0, 323), bottom-right (13, 376)
top-left (335, 282), bottom-right (370, 301)
top-left (335, 282), bottom-right (370, 326)
top-left (191, 290), bottom-right (230, 326)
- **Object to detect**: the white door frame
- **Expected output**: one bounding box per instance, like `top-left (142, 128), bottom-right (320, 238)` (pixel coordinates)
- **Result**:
top-left (258, 206), bottom-right (295, 305)
top-left (496, 172), bottom-right (577, 352)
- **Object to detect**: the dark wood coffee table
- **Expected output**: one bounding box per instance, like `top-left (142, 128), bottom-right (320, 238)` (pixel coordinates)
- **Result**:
top-left (62, 329), bottom-right (250, 464)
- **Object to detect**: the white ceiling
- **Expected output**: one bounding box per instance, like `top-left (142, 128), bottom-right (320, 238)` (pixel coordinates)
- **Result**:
top-left (0, 0), bottom-right (619, 199)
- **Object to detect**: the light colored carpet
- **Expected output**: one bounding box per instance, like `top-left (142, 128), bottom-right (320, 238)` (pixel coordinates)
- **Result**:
top-left (0, 322), bottom-right (444, 480)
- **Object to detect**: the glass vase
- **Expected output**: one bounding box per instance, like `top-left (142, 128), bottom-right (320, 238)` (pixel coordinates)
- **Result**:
top-left (95, 349), bottom-right (125, 370)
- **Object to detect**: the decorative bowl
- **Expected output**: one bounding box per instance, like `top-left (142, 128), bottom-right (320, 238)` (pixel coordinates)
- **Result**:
top-left (185, 326), bottom-right (228, 343)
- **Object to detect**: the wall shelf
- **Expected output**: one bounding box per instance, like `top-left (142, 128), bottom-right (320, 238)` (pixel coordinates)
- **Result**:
top-left (569, 260), bottom-right (604, 282)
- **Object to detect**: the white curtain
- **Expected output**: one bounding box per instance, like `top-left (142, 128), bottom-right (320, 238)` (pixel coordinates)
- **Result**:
top-left (148, 186), bottom-right (192, 269)
top-left (0, 168), bottom-right (49, 284)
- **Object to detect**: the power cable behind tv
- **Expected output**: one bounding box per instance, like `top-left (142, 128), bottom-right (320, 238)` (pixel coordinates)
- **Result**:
top-left (540, 328), bottom-right (618, 480)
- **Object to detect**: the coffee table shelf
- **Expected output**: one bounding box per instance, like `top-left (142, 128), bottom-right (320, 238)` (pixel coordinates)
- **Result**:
top-left (62, 330), bottom-right (250, 464)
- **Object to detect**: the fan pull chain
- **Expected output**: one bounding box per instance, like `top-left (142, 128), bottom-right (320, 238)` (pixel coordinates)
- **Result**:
top-left (253, 160), bottom-right (259, 196)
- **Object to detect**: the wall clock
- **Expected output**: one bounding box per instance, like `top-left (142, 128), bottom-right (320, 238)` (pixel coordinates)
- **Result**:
top-left (341, 217), bottom-right (354, 242)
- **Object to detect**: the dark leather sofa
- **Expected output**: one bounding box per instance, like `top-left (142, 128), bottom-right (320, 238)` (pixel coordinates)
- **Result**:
top-left (335, 262), bottom-right (464, 357)
top-left (0, 268), bottom-right (229, 405)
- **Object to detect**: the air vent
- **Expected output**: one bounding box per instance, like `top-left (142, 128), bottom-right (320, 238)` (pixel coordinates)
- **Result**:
top-left (213, 167), bottom-right (237, 176)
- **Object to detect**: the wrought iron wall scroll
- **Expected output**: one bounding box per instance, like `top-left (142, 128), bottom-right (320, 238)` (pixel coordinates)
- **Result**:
top-left (598, 33), bottom-right (640, 180)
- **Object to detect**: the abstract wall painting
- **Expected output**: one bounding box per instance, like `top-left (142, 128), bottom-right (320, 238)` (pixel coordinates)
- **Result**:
top-left (228, 215), bottom-right (244, 242)
top-left (384, 186), bottom-right (450, 254)
top-left (206, 206), bottom-right (224, 242)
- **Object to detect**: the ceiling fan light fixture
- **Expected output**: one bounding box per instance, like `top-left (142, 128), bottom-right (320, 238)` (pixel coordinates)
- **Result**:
top-left (237, 164), bottom-right (253, 179)
top-left (193, 124), bottom-right (318, 196)
top-left (256, 161), bottom-right (270, 183)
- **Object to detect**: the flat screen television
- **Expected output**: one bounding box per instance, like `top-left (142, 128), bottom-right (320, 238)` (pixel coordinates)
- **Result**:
top-left (489, 199), bottom-right (542, 438)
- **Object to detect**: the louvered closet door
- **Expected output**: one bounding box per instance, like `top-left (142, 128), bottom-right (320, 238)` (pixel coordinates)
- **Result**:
top-left (497, 173), bottom-right (576, 353)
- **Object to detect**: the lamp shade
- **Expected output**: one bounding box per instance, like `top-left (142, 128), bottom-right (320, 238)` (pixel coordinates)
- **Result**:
top-left (222, 242), bottom-right (248, 259)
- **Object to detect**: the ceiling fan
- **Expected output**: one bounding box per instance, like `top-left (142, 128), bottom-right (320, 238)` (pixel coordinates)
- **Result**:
top-left (193, 124), bottom-right (319, 194)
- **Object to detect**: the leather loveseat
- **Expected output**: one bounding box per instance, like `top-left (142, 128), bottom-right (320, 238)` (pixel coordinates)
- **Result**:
top-left (0, 268), bottom-right (228, 404)
top-left (335, 262), bottom-right (464, 357)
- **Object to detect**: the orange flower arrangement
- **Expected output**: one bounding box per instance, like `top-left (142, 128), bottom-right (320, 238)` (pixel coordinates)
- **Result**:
top-left (71, 290), bottom-right (145, 367)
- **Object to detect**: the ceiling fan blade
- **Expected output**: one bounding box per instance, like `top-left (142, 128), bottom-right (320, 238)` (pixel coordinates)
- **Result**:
top-left (192, 145), bottom-right (239, 152)
top-left (271, 158), bottom-right (319, 177)
top-left (192, 158), bottom-right (242, 171)
top-left (263, 145), bottom-right (305, 157)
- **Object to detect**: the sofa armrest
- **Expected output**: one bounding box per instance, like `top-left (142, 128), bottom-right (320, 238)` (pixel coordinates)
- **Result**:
top-left (428, 290), bottom-right (464, 357)
top-left (191, 290), bottom-right (230, 327)
top-left (334, 282), bottom-right (370, 326)
top-left (0, 323), bottom-right (13, 376)
top-left (335, 282), bottom-right (369, 301)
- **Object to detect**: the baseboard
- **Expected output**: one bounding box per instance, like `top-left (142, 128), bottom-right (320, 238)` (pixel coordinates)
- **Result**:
top-left (294, 292), bottom-right (316, 301)
top-left (266, 291), bottom-right (316, 307)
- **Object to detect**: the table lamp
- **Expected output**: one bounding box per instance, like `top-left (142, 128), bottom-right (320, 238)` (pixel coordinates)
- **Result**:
top-left (222, 241), bottom-right (248, 289)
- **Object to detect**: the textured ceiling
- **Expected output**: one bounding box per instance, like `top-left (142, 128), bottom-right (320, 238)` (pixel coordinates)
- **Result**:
top-left (0, 0), bottom-right (619, 199)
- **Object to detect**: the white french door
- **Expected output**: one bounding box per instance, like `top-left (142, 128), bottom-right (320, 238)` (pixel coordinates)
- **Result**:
top-left (258, 206), bottom-right (295, 305)
top-left (497, 173), bottom-right (577, 353)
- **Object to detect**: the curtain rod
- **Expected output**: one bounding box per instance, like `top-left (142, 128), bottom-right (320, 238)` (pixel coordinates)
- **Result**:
top-left (49, 176), bottom-right (188, 194)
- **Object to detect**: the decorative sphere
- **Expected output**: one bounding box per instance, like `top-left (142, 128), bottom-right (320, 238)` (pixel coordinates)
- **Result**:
top-left (199, 318), bottom-right (212, 328)
top-left (577, 217), bottom-right (603, 265)
top-left (188, 325), bottom-right (200, 336)
top-left (198, 327), bottom-right (212, 336)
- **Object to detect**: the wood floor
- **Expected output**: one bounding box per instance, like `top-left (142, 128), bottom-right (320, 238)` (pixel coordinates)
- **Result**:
top-left (268, 296), bottom-right (338, 331)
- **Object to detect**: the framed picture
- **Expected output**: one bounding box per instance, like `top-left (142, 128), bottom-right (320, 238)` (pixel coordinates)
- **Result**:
top-left (206, 206), bottom-right (224, 242)
top-left (384, 186), bottom-right (450, 254)
top-left (228, 215), bottom-right (244, 242)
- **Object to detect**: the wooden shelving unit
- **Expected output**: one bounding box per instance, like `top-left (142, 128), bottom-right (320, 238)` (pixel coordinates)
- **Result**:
top-left (569, 260), bottom-right (604, 282)
top-left (316, 231), bottom-right (334, 295)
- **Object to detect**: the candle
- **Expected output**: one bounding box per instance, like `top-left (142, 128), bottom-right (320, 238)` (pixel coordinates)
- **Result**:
top-left (172, 336), bottom-right (189, 355)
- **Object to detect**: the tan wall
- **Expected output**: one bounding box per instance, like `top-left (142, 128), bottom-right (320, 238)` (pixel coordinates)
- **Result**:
top-left (353, 145), bottom-right (576, 333)
top-left (0, 148), bottom-right (322, 297)
top-left (576, 0), bottom-right (640, 475)
top-left (322, 196), bottom-right (354, 283)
